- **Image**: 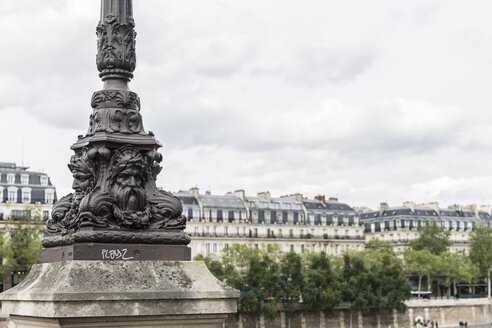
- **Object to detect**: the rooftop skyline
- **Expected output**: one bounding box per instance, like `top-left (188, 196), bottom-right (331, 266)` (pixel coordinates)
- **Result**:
top-left (2, 1), bottom-right (492, 209)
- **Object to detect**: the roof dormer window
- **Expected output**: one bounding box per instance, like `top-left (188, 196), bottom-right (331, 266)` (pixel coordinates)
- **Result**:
top-left (21, 174), bottom-right (29, 185)
top-left (40, 176), bottom-right (49, 186)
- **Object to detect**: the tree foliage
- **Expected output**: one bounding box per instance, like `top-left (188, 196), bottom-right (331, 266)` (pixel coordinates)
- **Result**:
top-left (342, 241), bottom-right (410, 314)
top-left (469, 225), bottom-right (492, 277)
top-left (409, 222), bottom-right (451, 255)
top-left (279, 251), bottom-right (304, 317)
top-left (302, 252), bottom-right (341, 315)
top-left (468, 224), bottom-right (492, 298)
top-left (0, 207), bottom-right (45, 280)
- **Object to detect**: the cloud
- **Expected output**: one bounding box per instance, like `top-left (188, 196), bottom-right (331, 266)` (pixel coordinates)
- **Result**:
top-left (2, 0), bottom-right (492, 211)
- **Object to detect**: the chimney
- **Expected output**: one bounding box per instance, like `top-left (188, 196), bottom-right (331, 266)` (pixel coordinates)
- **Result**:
top-left (234, 189), bottom-right (246, 202)
top-left (257, 191), bottom-right (271, 202)
top-left (465, 204), bottom-right (478, 215)
top-left (189, 187), bottom-right (199, 199)
top-left (315, 195), bottom-right (326, 204)
top-left (205, 190), bottom-right (211, 195)
top-left (403, 201), bottom-right (415, 212)
top-left (328, 196), bottom-right (338, 202)
top-left (379, 202), bottom-right (389, 215)
top-left (281, 193), bottom-right (304, 202)
top-left (480, 205), bottom-right (492, 215)
top-left (448, 204), bottom-right (461, 211)
top-left (420, 202), bottom-right (440, 214)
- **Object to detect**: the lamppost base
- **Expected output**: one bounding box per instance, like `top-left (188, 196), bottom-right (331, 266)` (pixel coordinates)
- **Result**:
top-left (0, 261), bottom-right (239, 328)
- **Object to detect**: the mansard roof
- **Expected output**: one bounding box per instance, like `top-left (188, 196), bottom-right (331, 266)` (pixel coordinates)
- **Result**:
top-left (199, 194), bottom-right (246, 209)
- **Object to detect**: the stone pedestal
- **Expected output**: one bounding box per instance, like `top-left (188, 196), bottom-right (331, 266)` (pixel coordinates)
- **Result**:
top-left (0, 261), bottom-right (239, 328)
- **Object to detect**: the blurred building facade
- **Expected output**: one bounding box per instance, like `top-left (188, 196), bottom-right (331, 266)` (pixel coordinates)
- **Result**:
top-left (0, 162), bottom-right (57, 291)
top-left (0, 162), bottom-right (57, 222)
top-left (175, 188), bottom-right (365, 258)
top-left (360, 201), bottom-right (491, 254)
top-left (173, 188), bottom-right (492, 259)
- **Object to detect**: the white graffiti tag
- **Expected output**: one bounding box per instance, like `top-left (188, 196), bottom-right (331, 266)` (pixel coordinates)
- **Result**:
top-left (101, 248), bottom-right (134, 260)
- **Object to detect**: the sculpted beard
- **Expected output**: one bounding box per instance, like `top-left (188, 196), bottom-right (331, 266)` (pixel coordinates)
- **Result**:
top-left (112, 183), bottom-right (146, 212)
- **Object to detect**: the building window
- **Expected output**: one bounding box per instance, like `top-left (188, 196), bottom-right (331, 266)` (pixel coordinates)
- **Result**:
top-left (224, 243), bottom-right (229, 249)
top-left (45, 189), bottom-right (55, 204)
top-left (8, 191), bottom-right (16, 202)
top-left (7, 187), bottom-right (17, 203)
top-left (7, 174), bottom-right (15, 184)
top-left (323, 244), bottom-right (327, 252)
top-left (206, 243), bottom-right (210, 254)
top-left (254, 228), bottom-right (258, 238)
top-left (213, 243), bottom-right (217, 253)
top-left (21, 174), bottom-right (29, 185)
top-left (278, 229), bottom-right (283, 238)
top-left (11, 210), bottom-right (31, 221)
top-left (22, 188), bottom-right (31, 204)
top-left (40, 176), bottom-right (48, 186)
top-left (311, 229), bottom-right (315, 238)
top-left (0, 213), bottom-right (3, 220)
top-left (290, 244), bottom-right (294, 252)
top-left (301, 245), bottom-right (305, 253)
top-left (335, 244), bottom-right (340, 254)
top-left (311, 245), bottom-right (316, 252)
top-left (0, 188), bottom-right (3, 203)
top-left (289, 229), bottom-right (294, 238)
top-left (194, 227), bottom-right (199, 236)
top-left (224, 227), bottom-right (228, 237)
top-left (43, 211), bottom-right (50, 221)
top-left (254, 244), bottom-right (258, 249)
top-left (300, 229), bottom-right (304, 238)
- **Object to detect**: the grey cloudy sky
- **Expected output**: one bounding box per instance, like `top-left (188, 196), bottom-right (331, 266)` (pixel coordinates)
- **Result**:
top-left (2, 0), bottom-right (492, 210)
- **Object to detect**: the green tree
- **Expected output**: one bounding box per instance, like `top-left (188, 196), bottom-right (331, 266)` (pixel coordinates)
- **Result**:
top-left (0, 207), bottom-right (45, 281)
top-left (431, 252), bottom-right (468, 297)
top-left (302, 251), bottom-right (341, 314)
top-left (409, 222), bottom-right (451, 255)
top-left (341, 251), bottom-right (375, 313)
top-left (469, 224), bottom-right (492, 298)
top-left (403, 249), bottom-right (436, 298)
top-left (365, 240), bottom-right (411, 313)
top-left (279, 251), bottom-right (304, 320)
top-left (241, 248), bottom-right (283, 320)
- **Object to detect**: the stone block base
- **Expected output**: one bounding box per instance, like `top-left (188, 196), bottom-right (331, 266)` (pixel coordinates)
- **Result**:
top-left (41, 243), bottom-right (191, 262)
top-left (8, 314), bottom-right (230, 328)
top-left (1, 261), bottom-right (239, 327)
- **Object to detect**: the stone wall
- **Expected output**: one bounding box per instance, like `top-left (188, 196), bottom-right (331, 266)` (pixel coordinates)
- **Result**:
top-left (225, 299), bottom-right (492, 328)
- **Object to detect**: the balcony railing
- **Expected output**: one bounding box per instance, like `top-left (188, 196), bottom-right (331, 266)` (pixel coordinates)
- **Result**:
top-left (191, 232), bottom-right (365, 240)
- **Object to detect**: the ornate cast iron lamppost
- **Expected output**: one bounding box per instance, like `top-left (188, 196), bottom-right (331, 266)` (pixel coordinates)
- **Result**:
top-left (43, 0), bottom-right (190, 259)
top-left (0, 3), bottom-right (238, 326)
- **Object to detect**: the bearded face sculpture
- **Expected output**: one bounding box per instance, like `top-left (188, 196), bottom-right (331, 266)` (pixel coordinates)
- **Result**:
top-left (111, 165), bottom-right (146, 212)
top-left (108, 146), bottom-right (149, 228)
top-left (69, 155), bottom-right (96, 195)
